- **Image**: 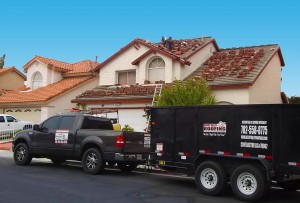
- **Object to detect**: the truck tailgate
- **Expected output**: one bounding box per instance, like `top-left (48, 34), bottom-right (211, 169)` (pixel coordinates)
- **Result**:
top-left (123, 132), bottom-right (150, 154)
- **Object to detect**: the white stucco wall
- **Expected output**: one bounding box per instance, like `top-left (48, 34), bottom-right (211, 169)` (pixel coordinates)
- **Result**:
top-left (181, 43), bottom-right (216, 80)
top-left (99, 45), bottom-right (149, 86)
top-left (40, 78), bottom-right (99, 121)
top-left (88, 102), bottom-right (150, 132)
top-left (249, 52), bottom-right (283, 104)
top-left (25, 61), bottom-right (62, 89)
top-left (212, 88), bottom-right (250, 104)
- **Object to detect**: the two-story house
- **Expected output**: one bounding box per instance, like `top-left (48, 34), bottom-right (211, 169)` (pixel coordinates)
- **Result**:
top-left (72, 37), bottom-right (285, 132)
top-left (0, 56), bottom-right (99, 123)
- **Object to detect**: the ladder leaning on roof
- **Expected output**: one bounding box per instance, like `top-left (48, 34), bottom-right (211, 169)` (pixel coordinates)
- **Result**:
top-left (145, 84), bottom-right (163, 132)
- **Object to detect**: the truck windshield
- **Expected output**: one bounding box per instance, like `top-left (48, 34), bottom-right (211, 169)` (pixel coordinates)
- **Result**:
top-left (82, 116), bottom-right (113, 130)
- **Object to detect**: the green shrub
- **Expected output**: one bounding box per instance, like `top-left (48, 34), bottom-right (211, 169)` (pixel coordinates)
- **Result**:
top-left (122, 124), bottom-right (134, 132)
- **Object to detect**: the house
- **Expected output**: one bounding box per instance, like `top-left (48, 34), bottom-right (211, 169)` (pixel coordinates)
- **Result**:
top-left (72, 37), bottom-right (286, 132)
top-left (0, 56), bottom-right (99, 123)
top-left (0, 66), bottom-right (26, 94)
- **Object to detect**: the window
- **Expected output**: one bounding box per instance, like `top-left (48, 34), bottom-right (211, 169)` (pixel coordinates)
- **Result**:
top-left (82, 116), bottom-right (113, 130)
top-left (148, 58), bottom-right (165, 83)
top-left (6, 116), bottom-right (16, 122)
top-left (41, 116), bottom-right (60, 133)
top-left (58, 116), bottom-right (76, 130)
top-left (0, 116), bottom-right (4, 123)
top-left (118, 71), bottom-right (136, 85)
top-left (32, 72), bottom-right (43, 90)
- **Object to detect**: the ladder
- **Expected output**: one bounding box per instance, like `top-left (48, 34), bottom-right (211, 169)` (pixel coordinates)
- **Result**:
top-left (146, 84), bottom-right (162, 132)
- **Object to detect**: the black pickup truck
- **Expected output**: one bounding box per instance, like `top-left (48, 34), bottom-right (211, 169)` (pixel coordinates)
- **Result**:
top-left (12, 114), bottom-right (150, 174)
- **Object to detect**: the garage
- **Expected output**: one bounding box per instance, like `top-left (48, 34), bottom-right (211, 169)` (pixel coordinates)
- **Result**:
top-left (4, 107), bottom-right (41, 124)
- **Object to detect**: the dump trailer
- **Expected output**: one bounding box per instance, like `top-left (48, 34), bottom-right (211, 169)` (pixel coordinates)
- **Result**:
top-left (150, 104), bottom-right (300, 202)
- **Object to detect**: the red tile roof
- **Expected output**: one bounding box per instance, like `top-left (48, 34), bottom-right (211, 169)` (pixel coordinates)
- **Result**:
top-left (95, 37), bottom-right (219, 70)
top-left (72, 84), bottom-right (157, 104)
top-left (0, 76), bottom-right (95, 104)
top-left (0, 67), bottom-right (26, 80)
top-left (23, 56), bottom-right (100, 74)
top-left (187, 44), bottom-right (284, 87)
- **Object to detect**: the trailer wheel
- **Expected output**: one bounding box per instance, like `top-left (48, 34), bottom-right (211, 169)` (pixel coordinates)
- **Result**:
top-left (117, 162), bottom-right (138, 173)
top-left (195, 161), bottom-right (227, 196)
top-left (231, 165), bottom-right (267, 202)
top-left (278, 180), bottom-right (300, 191)
top-left (82, 148), bottom-right (104, 175)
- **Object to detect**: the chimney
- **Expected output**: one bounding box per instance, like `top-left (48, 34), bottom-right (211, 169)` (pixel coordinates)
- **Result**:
top-left (95, 56), bottom-right (98, 62)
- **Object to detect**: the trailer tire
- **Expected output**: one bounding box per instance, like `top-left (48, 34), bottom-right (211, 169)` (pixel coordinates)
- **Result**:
top-left (278, 180), bottom-right (300, 191)
top-left (195, 161), bottom-right (227, 196)
top-left (117, 162), bottom-right (138, 173)
top-left (82, 148), bottom-right (104, 175)
top-left (14, 143), bottom-right (32, 166)
top-left (231, 165), bottom-right (267, 202)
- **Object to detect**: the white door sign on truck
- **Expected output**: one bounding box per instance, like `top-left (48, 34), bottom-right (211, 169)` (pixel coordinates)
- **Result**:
top-left (55, 130), bottom-right (69, 144)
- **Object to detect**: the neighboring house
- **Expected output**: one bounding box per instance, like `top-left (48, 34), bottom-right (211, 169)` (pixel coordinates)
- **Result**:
top-left (0, 66), bottom-right (26, 92)
top-left (72, 37), bottom-right (286, 132)
top-left (0, 56), bottom-right (99, 123)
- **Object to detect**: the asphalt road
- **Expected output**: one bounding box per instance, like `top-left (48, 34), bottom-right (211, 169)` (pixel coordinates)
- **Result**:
top-left (0, 156), bottom-right (300, 203)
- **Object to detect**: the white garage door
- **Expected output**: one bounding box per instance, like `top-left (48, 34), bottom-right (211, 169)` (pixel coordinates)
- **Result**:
top-left (4, 108), bottom-right (41, 124)
top-left (118, 109), bottom-right (147, 132)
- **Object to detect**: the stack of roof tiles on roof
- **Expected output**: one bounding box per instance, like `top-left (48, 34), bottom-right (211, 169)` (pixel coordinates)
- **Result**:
top-left (77, 85), bottom-right (156, 98)
top-left (23, 56), bottom-right (100, 75)
top-left (0, 76), bottom-right (94, 104)
top-left (187, 44), bottom-right (284, 87)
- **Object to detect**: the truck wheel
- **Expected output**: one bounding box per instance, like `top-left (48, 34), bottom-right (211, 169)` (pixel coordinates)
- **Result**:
top-left (278, 180), bottom-right (300, 191)
top-left (117, 162), bottom-right (138, 173)
top-left (231, 165), bottom-right (267, 202)
top-left (195, 161), bottom-right (227, 196)
top-left (51, 158), bottom-right (66, 165)
top-left (82, 148), bottom-right (104, 175)
top-left (13, 143), bottom-right (32, 166)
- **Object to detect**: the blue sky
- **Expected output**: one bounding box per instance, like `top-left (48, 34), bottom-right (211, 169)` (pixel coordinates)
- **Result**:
top-left (1, 0), bottom-right (299, 96)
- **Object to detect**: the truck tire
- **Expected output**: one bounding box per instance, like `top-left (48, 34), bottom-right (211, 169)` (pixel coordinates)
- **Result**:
top-left (278, 180), bottom-right (300, 191)
top-left (51, 158), bottom-right (66, 165)
top-left (117, 162), bottom-right (138, 173)
top-left (231, 165), bottom-right (267, 202)
top-left (195, 161), bottom-right (227, 196)
top-left (13, 143), bottom-right (32, 166)
top-left (82, 148), bottom-right (104, 175)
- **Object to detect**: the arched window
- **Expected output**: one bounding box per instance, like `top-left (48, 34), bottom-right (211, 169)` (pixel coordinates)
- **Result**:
top-left (148, 58), bottom-right (165, 83)
top-left (32, 72), bottom-right (43, 90)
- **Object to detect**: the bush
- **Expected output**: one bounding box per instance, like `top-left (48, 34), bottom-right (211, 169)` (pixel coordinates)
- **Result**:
top-left (122, 124), bottom-right (134, 132)
top-left (156, 78), bottom-right (216, 106)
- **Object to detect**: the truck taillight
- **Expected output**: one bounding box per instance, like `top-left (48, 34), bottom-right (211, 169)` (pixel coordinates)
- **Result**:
top-left (116, 135), bottom-right (125, 147)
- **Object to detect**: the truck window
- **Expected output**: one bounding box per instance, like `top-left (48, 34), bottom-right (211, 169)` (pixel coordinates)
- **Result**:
top-left (41, 116), bottom-right (60, 133)
top-left (58, 116), bottom-right (76, 130)
top-left (0, 116), bottom-right (4, 122)
top-left (82, 116), bottom-right (113, 130)
top-left (6, 116), bottom-right (16, 122)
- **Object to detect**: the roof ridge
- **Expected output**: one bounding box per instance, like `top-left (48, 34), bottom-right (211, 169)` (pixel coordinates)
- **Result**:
top-left (35, 55), bottom-right (72, 65)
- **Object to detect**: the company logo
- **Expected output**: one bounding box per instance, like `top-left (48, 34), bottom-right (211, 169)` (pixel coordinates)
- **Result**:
top-left (203, 121), bottom-right (227, 136)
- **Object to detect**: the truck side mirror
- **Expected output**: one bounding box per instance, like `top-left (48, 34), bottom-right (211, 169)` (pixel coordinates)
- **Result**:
top-left (33, 124), bottom-right (40, 131)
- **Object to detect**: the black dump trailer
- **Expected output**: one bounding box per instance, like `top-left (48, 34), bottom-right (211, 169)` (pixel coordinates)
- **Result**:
top-left (150, 104), bottom-right (300, 202)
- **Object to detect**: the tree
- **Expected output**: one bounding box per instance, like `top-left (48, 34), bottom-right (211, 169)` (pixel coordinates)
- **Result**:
top-left (155, 78), bottom-right (216, 106)
top-left (289, 96), bottom-right (300, 104)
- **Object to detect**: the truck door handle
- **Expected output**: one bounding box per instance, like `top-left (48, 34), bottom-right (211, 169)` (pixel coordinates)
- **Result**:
top-left (8, 124), bottom-right (10, 126)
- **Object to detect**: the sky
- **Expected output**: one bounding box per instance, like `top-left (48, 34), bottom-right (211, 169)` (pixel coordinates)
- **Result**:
top-left (1, 0), bottom-right (299, 96)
